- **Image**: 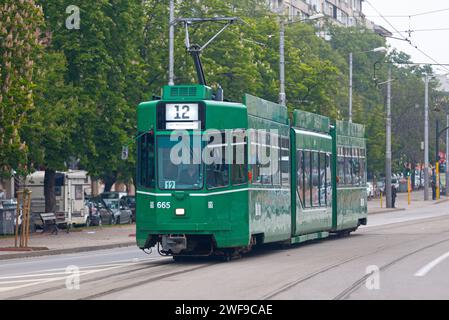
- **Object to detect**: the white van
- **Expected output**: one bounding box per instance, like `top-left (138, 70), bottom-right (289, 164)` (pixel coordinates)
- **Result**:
top-left (25, 171), bottom-right (91, 227)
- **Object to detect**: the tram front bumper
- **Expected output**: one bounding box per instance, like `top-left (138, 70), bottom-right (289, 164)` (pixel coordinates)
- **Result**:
top-left (161, 235), bottom-right (187, 254)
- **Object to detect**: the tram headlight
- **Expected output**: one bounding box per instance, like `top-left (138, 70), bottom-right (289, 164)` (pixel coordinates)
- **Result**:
top-left (176, 208), bottom-right (185, 216)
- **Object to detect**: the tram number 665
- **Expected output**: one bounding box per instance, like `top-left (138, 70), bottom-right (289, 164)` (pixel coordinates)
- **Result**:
top-left (157, 202), bottom-right (171, 209)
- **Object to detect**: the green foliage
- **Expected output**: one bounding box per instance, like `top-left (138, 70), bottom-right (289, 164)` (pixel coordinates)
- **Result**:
top-left (0, 0), bottom-right (45, 177)
top-left (36, 0), bottom-right (146, 187)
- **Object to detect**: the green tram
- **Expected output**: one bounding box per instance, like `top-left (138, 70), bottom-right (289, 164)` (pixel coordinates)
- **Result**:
top-left (136, 85), bottom-right (367, 259)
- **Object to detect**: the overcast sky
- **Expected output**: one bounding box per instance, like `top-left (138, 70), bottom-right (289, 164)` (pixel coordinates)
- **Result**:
top-left (363, 0), bottom-right (449, 74)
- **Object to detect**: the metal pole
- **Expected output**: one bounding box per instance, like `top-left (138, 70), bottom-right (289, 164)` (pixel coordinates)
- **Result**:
top-left (349, 52), bottom-right (353, 123)
top-left (168, 0), bottom-right (175, 86)
top-left (279, 18), bottom-right (286, 106)
top-left (424, 74), bottom-right (430, 201)
top-left (14, 191), bottom-right (21, 248)
top-left (385, 66), bottom-right (392, 208)
top-left (436, 119), bottom-right (440, 200)
top-left (446, 113), bottom-right (449, 197)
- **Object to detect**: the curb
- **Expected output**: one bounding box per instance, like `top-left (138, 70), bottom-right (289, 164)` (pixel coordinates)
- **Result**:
top-left (0, 241), bottom-right (136, 261)
top-left (368, 208), bottom-right (406, 215)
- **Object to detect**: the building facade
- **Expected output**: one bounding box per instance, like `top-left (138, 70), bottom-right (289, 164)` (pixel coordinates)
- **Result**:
top-left (269, 0), bottom-right (391, 37)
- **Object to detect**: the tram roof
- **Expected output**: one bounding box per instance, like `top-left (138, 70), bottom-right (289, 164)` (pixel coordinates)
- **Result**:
top-left (335, 120), bottom-right (365, 139)
top-left (244, 94), bottom-right (289, 125)
top-left (293, 110), bottom-right (330, 134)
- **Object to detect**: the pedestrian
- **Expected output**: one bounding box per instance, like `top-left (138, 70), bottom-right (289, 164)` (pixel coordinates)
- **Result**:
top-left (391, 185), bottom-right (397, 208)
top-left (431, 177), bottom-right (436, 201)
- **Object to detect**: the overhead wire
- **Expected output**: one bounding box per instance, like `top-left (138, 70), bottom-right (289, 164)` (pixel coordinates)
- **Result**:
top-left (364, 0), bottom-right (449, 74)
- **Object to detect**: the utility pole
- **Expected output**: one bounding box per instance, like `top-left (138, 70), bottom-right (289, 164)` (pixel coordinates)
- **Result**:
top-left (446, 112), bottom-right (449, 197)
top-left (424, 74), bottom-right (430, 201)
top-left (279, 16), bottom-right (286, 106)
top-left (385, 65), bottom-right (392, 208)
top-left (349, 52), bottom-right (353, 123)
top-left (168, 0), bottom-right (175, 85)
top-left (436, 119), bottom-right (440, 200)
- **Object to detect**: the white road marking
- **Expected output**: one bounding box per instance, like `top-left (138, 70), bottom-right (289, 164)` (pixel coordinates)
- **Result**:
top-left (414, 251), bottom-right (449, 277)
top-left (0, 259), bottom-right (163, 293)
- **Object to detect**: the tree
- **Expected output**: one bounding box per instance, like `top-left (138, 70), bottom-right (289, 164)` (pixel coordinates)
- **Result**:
top-left (21, 50), bottom-right (77, 212)
top-left (0, 0), bottom-right (45, 177)
top-left (37, 0), bottom-right (146, 191)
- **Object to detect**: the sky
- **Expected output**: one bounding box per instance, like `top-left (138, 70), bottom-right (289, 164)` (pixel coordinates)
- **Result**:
top-left (363, 0), bottom-right (449, 75)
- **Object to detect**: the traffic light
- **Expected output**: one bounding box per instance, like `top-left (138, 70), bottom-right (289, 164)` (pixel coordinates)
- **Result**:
top-left (404, 167), bottom-right (411, 177)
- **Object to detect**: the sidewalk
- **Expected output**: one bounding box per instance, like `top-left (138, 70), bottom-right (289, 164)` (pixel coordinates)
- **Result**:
top-left (368, 189), bottom-right (449, 215)
top-left (0, 224), bottom-right (136, 260)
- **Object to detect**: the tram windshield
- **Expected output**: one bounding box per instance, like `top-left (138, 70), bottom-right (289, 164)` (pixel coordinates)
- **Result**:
top-left (157, 136), bottom-right (203, 190)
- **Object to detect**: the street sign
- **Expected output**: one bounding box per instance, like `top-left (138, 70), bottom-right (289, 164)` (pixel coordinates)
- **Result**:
top-left (121, 146), bottom-right (129, 160)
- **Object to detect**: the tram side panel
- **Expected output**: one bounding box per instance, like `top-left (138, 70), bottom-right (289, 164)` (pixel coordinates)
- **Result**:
top-left (246, 94), bottom-right (292, 245)
top-left (331, 121), bottom-right (368, 232)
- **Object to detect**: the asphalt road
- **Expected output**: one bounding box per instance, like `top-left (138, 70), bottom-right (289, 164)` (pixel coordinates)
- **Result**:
top-left (1, 202), bottom-right (449, 300)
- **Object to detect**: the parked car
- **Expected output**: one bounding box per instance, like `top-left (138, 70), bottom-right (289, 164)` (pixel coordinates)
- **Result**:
top-left (366, 182), bottom-right (374, 199)
top-left (101, 197), bottom-right (132, 225)
top-left (121, 196), bottom-right (135, 223)
top-left (101, 192), bottom-right (128, 202)
top-left (84, 199), bottom-right (102, 227)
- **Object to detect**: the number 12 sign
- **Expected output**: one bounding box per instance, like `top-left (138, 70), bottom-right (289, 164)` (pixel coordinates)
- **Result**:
top-left (166, 104), bottom-right (199, 122)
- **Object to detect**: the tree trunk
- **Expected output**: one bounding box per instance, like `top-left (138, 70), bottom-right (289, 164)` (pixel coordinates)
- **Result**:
top-left (103, 177), bottom-right (116, 192)
top-left (91, 179), bottom-right (99, 197)
top-left (44, 169), bottom-right (56, 213)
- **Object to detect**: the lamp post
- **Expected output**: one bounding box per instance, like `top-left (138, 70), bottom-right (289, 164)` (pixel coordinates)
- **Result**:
top-left (433, 97), bottom-right (449, 199)
top-left (446, 107), bottom-right (449, 197)
top-left (373, 59), bottom-right (394, 208)
top-left (349, 47), bottom-right (387, 122)
top-left (168, 0), bottom-right (175, 85)
top-left (279, 12), bottom-right (324, 106)
top-left (424, 74), bottom-right (430, 201)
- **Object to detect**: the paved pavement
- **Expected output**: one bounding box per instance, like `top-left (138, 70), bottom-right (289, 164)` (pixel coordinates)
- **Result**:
top-left (0, 200), bottom-right (448, 300)
top-left (367, 189), bottom-right (449, 214)
top-left (0, 225), bottom-right (135, 260)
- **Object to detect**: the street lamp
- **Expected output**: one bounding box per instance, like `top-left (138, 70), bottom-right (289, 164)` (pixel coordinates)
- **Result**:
top-left (349, 47), bottom-right (387, 122)
top-left (372, 60), bottom-right (395, 208)
top-left (433, 95), bottom-right (449, 200)
top-left (279, 12), bottom-right (325, 106)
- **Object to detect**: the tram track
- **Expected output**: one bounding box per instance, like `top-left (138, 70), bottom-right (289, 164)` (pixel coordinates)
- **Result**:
top-left (261, 215), bottom-right (449, 300)
top-left (80, 261), bottom-right (218, 300)
top-left (4, 259), bottom-right (173, 300)
top-left (333, 236), bottom-right (449, 300)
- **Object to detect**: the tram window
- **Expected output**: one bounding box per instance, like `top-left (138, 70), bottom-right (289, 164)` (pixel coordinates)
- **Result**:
top-left (271, 133), bottom-right (281, 186)
top-left (344, 147), bottom-right (352, 185)
top-left (352, 148), bottom-right (360, 186)
top-left (359, 148), bottom-right (366, 185)
top-left (326, 154), bottom-right (332, 207)
top-left (337, 147), bottom-right (344, 185)
top-left (250, 130), bottom-right (261, 185)
top-left (206, 133), bottom-right (229, 189)
top-left (260, 131), bottom-right (272, 186)
top-left (312, 153), bottom-right (320, 207)
top-left (231, 133), bottom-right (248, 186)
top-left (137, 132), bottom-right (155, 188)
top-left (297, 150), bottom-right (304, 205)
top-left (157, 136), bottom-right (203, 190)
top-left (280, 137), bottom-right (290, 187)
top-left (304, 151), bottom-right (311, 208)
top-left (320, 153), bottom-right (326, 206)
